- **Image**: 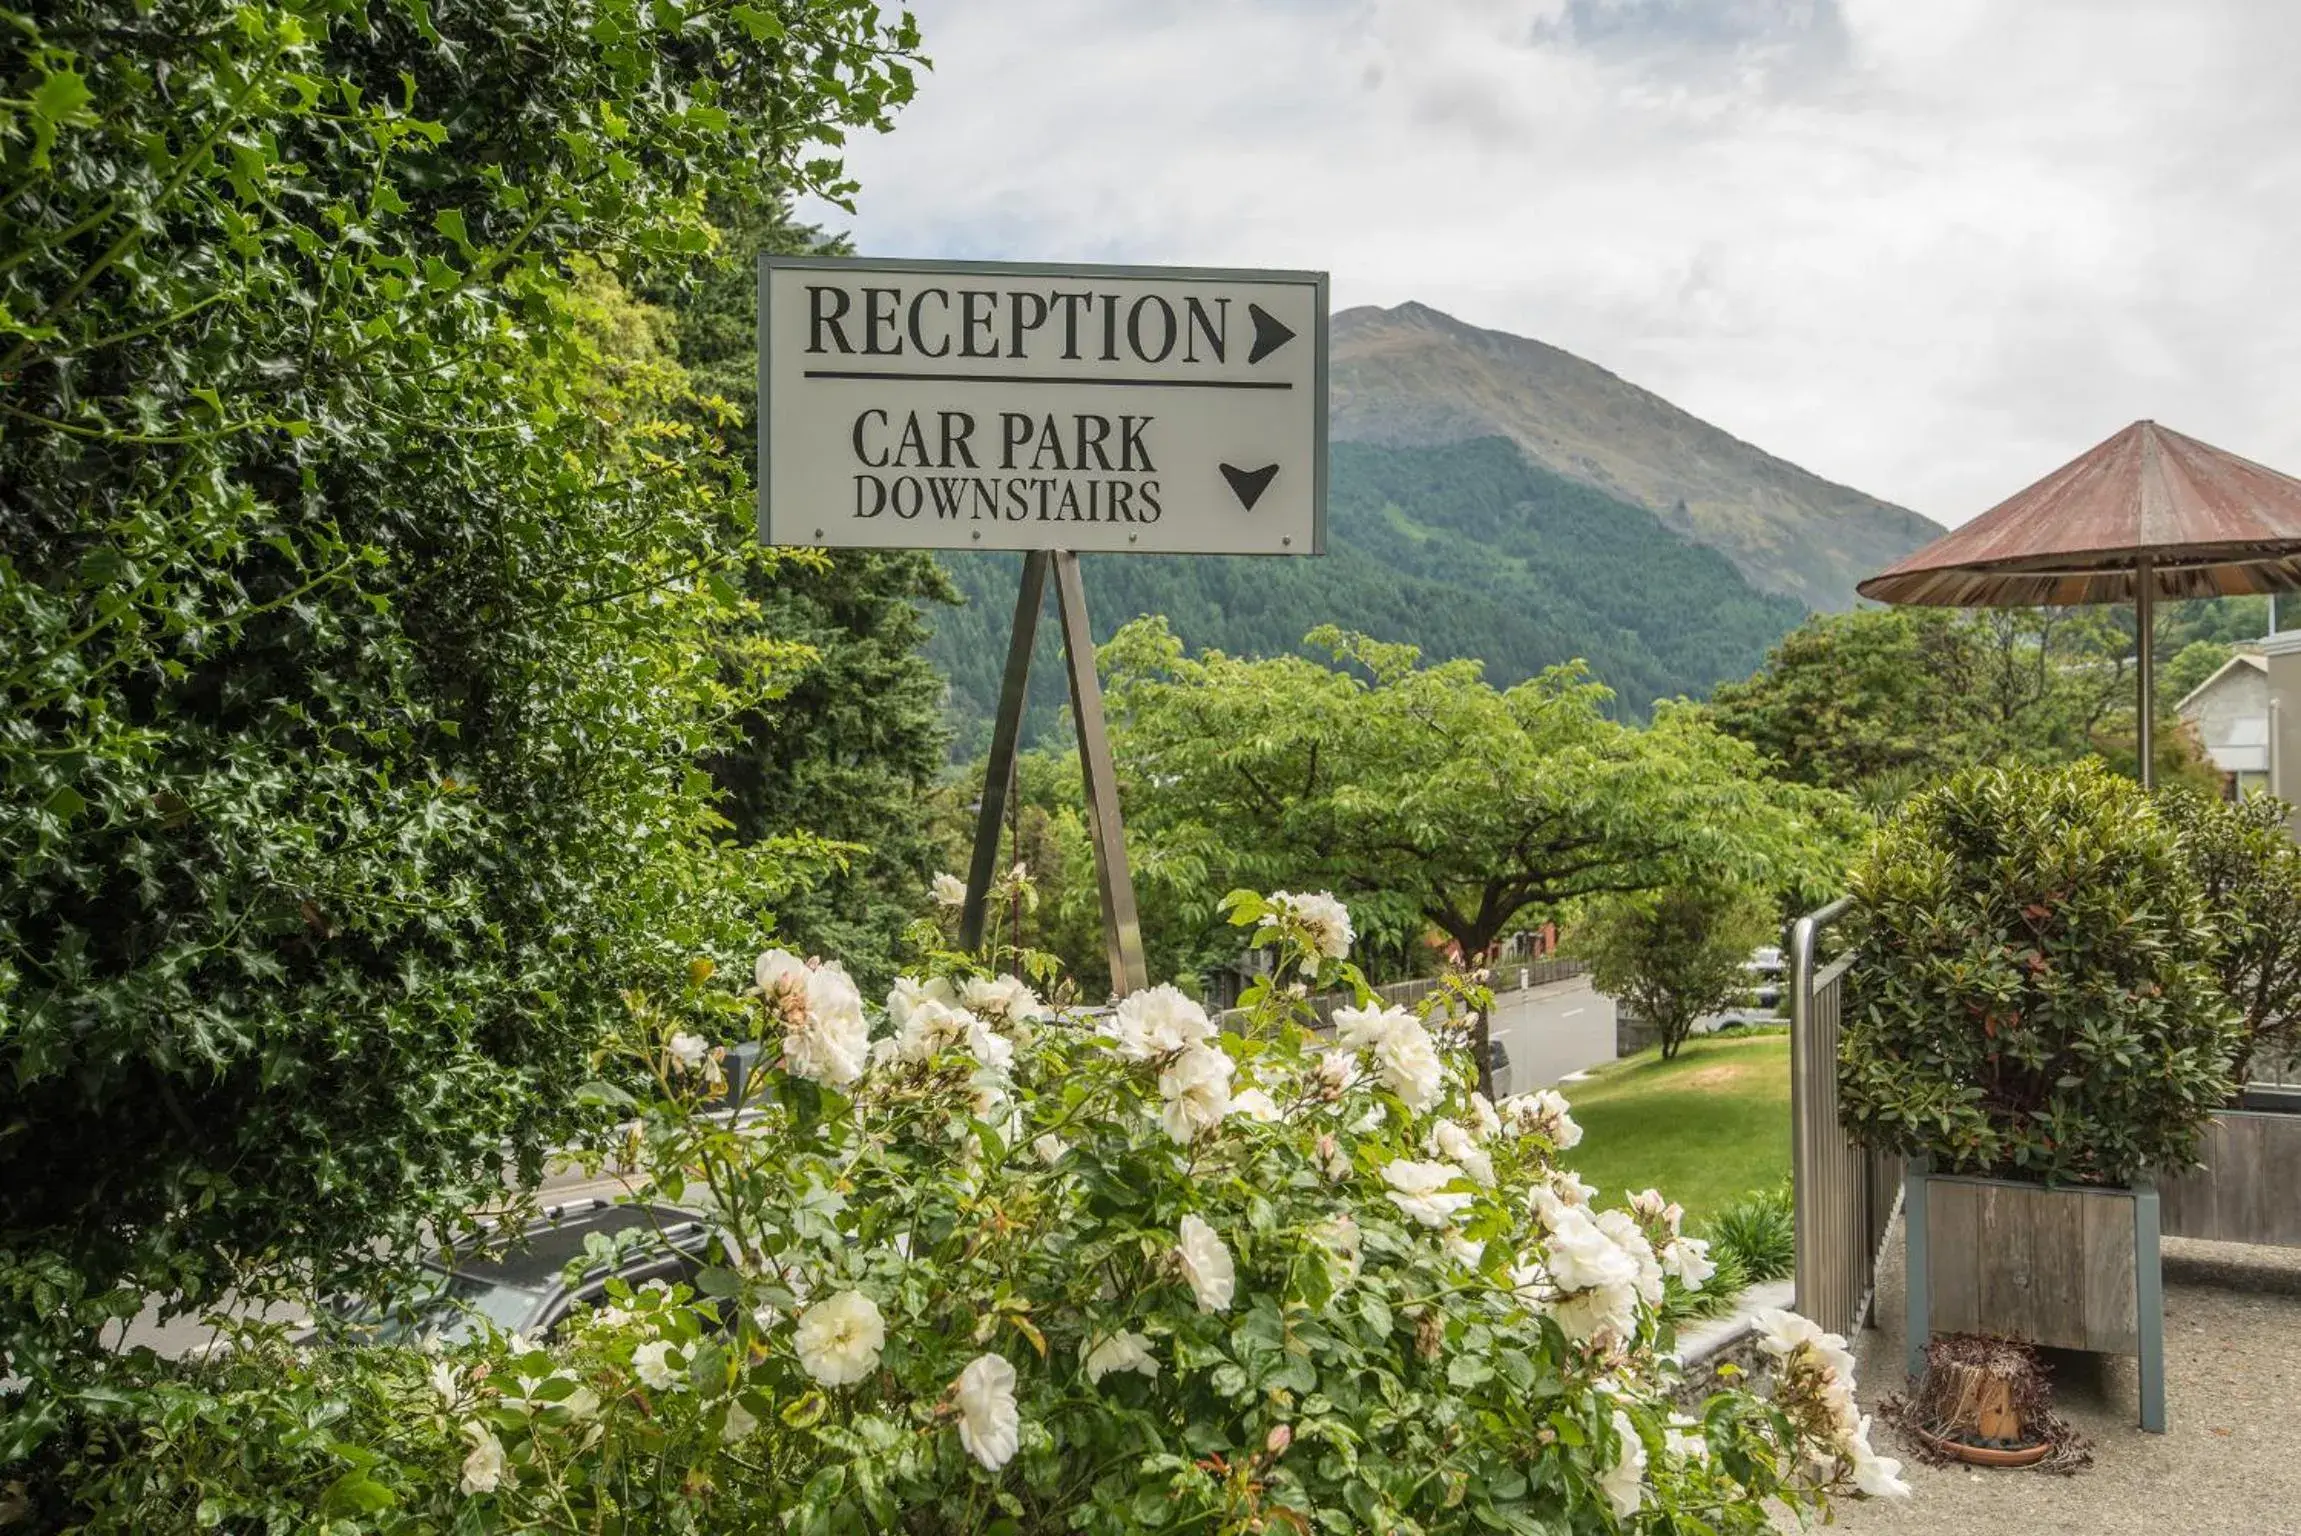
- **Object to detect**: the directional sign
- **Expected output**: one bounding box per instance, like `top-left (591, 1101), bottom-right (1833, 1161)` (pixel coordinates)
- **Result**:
top-left (758, 257), bottom-right (1328, 555)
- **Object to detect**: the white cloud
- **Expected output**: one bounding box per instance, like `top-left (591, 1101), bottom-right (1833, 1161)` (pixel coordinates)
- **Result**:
top-left (803, 0), bottom-right (2301, 525)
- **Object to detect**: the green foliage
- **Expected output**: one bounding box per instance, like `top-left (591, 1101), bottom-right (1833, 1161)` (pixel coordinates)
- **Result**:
top-left (645, 198), bottom-right (958, 986)
top-left (930, 438), bottom-right (1807, 756)
top-left (10, 906), bottom-right (1889, 1532)
top-left (1105, 620), bottom-right (1863, 969)
top-left (1569, 885), bottom-right (1776, 1060)
top-left (2157, 787), bottom-right (2301, 1082)
top-left (1839, 762), bottom-right (2240, 1185)
top-left (0, 0), bottom-right (920, 1364)
top-left (2159, 639), bottom-right (2236, 707)
top-left (1704, 1185), bottom-right (1795, 1285)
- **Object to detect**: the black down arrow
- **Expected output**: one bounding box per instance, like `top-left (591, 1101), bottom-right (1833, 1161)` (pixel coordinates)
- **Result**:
top-left (1220, 463), bottom-right (1280, 510)
top-left (1246, 303), bottom-right (1295, 364)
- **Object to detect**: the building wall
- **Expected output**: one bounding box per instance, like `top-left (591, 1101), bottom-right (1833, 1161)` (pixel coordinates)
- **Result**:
top-left (2268, 633), bottom-right (2301, 836)
top-left (2184, 663), bottom-right (2268, 752)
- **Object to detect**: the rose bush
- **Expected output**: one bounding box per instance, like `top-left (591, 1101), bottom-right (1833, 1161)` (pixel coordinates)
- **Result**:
top-left (20, 889), bottom-right (1902, 1531)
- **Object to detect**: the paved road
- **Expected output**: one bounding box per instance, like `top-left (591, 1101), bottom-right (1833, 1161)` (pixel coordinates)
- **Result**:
top-left (1488, 975), bottom-right (1616, 1098)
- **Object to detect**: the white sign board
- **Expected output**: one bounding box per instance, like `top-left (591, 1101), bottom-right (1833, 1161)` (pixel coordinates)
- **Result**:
top-left (758, 257), bottom-right (1327, 555)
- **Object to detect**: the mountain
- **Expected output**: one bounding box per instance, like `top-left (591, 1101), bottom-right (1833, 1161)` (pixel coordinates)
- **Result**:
top-left (1329, 302), bottom-right (1939, 609)
top-left (927, 438), bottom-right (1806, 759)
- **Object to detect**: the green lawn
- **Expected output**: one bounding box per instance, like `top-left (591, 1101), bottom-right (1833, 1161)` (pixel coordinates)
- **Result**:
top-left (1556, 1031), bottom-right (1790, 1226)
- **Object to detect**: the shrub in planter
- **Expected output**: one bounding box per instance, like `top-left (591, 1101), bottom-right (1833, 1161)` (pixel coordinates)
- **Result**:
top-left (2157, 788), bottom-right (2301, 1085)
top-left (11, 892), bottom-right (1908, 1531)
top-left (1839, 760), bottom-right (2239, 1185)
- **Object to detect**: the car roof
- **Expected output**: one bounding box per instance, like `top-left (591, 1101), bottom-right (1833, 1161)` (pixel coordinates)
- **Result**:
top-left (443, 1202), bottom-right (709, 1292)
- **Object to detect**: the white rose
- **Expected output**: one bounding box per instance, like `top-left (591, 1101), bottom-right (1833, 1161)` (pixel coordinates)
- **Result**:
top-left (1380, 1158), bottom-right (1475, 1228)
top-left (1231, 1086), bottom-right (1282, 1123)
top-left (1850, 1417), bottom-right (1912, 1499)
top-left (1595, 1209), bottom-right (1666, 1307)
top-left (1662, 1235), bottom-right (1716, 1291)
top-left (1442, 1232), bottom-right (1487, 1270)
top-left (891, 997), bottom-right (978, 1064)
top-left (1367, 1015), bottom-right (1445, 1112)
top-left (1467, 1091), bottom-right (1501, 1140)
top-left (886, 974), bottom-right (957, 1030)
top-left (1543, 1206), bottom-right (1641, 1293)
top-left (1104, 983), bottom-right (1214, 1060)
top-left (1331, 1003), bottom-right (1409, 1051)
top-left (667, 1032), bottom-right (710, 1069)
top-left (784, 961), bottom-right (870, 1088)
top-left (458, 1421), bottom-right (511, 1496)
top-left (1312, 1049), bottom-right (1363, 1095)
top-left (1530, 1169), bottom-right (1598, 1230)
top-left (1751, 1307), bottom-right (1827, 1360)
top-left (1081, 1329), bottom-right (1160, 1384)
top-left (1601, 1411), bottom-right (1647, 1519)
top-left (753, 947), bottom-right (809, 995)
top-left (962, 973), bottom-right (1043, 1027)
top-left (954, 1353), bottom-right (1022, 1470)
top-left (794, 1290), bottom-right (886, 1387)
top-left (632, 1338), bottom-right (683, 1391)
top-left (1263, 890), bottom-right (1354, 960)
top-left (1157, 1042), bottom-right (1236, 1143)
top-left (1033, 1132), bottom-right (1066, 1165)
top-left (1427, 1119), bottom-right (1495, 1186)
top-left (428, 1358), bottom-right (462, 1408)
top-left (1551, 1280), bottom-right (1640, 1344)
top-left (1177, 1214), bottom-right (1236, 1312)
top-left (931, 871), bottom-right (968, 907)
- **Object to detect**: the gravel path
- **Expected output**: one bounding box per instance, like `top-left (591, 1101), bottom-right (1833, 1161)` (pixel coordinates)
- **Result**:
top-left (1813, 1225), bottom-right (2301, 1535)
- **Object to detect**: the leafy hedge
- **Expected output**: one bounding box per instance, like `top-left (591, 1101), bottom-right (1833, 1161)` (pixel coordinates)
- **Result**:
top-left (8, 894), bottom-right (1905, 1531)
top-left (0, 0), bottom-right (921, 1366)
top-left (1838, 761), bottom-right (2239, 1184)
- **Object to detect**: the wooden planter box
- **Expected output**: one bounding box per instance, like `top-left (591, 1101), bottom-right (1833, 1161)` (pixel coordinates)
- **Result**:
top-left (1903, 1159), bottom-right (2164, 1432)
top-left (2160, 1105), bottom-right (2301, 1247)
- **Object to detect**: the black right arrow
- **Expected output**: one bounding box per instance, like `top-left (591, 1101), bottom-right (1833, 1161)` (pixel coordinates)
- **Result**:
top-left (1220, 462), bottom-right (1280, 510)
top-left (1246, 303), bottom-right (1295, 364)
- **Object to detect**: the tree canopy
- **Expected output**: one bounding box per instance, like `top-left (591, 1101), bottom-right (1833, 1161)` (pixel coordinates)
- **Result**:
top-left (1704, 605), bottom-right (2215, 802)
top-left (643, 197), bottom-right (957, 986)
top-left (0, 0), bottom-right (921, 1363)
top-left (1104, 620), bottom-right (1862, 970)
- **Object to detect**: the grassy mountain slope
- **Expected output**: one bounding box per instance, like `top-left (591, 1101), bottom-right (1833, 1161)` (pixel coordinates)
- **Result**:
top-left (1330, 302), bottom-right (1939, 609)
top-left (928, 438), bottom-right (1805, 757)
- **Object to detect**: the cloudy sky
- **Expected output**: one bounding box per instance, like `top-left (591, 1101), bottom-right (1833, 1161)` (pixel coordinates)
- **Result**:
top-left (797, 0), bottom-right (2301, 527)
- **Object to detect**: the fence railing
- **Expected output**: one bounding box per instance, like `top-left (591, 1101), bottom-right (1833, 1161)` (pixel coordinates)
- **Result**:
top-left (1788, 898), bottom-right (1901, 1337)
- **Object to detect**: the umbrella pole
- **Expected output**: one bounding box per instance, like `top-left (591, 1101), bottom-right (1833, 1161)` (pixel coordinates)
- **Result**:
top-left (2136, 555), bottom-right (2155, 790)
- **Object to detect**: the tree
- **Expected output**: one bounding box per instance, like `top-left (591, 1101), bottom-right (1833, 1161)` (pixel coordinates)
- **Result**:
top-left (2159, 788), bottom-right (2301, 1083)
top-left (1568, 885), bottom-right (1776, 1059)
top-left (1707, 605), bottom-right (2210, 799)
top-left (638, 197), bottom-right (957, 986)
top-left (0, 0), bottom-right (921, 1365)
top-left (1104, 620), bottom-right (1862, 1089)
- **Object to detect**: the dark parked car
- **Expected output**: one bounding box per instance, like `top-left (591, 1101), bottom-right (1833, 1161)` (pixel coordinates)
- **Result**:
top-left (307, 1199), bottom-right (715, 1346)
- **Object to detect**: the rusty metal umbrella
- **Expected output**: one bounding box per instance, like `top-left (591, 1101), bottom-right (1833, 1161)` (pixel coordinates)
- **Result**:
top-left (1857, 420), bottom-right (2301, 787)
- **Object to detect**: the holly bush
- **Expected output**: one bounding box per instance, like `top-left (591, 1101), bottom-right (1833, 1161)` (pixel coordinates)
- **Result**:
top-left (1838, 761), bottom-right (2239, 1184)
top-left (0, 0), bottom-right (921, 1368)
top-left (10, 893), bottom-right (1904, 1532)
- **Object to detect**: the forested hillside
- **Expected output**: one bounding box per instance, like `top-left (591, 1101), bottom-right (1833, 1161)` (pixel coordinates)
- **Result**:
top-left (929, 438), bottom-right (1807, 756)
top-left (1330, 303), bottom-right (1939, 609)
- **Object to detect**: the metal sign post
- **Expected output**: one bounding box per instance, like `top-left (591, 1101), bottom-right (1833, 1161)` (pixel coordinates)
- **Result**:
top-left (954, 550), bottom-right (1146, 992)
top-left (757, 255), bottom-right (1327, 997)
